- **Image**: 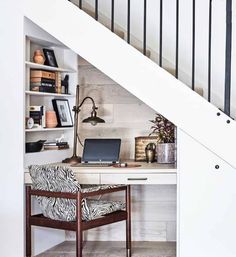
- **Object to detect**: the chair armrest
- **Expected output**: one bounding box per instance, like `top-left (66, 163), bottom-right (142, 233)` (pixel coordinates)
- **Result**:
top-left (28, 187), bottom-right (78, 199)
top-left (26, 185), bottom-right (127, 199)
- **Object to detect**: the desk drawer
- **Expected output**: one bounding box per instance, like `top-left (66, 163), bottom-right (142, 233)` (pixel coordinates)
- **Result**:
top-left (76, 174), bottom-right (100, 184)
top-left (101, 173), bottom-right (176, 185)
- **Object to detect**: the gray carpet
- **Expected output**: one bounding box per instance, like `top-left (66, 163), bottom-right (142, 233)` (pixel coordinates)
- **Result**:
top-left (36, 241), bottom-right (176, 257)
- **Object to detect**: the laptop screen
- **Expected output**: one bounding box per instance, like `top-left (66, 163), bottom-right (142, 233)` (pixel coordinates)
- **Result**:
top-left (82, 139), bottom-right (121, 163)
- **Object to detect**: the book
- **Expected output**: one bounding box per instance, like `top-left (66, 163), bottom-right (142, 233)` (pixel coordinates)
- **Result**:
top-left (44, 144), bottom-right (69, 150)
top-left (44, 141), bottom-right (69, 147)
top-left (30, 70), bottom-right (56, 80)
top-left (29, 106), bottom-right (46, 128)
top-left (30, 77), bottom-right (55, 84)
top-left (55, 72), bottom-right (62, 94)
top-left (30, 84), bottom-right (56, 93)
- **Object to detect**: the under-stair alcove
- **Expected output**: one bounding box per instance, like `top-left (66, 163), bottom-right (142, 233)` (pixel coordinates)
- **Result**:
top-left (64, 55), bottom-right (177, 244)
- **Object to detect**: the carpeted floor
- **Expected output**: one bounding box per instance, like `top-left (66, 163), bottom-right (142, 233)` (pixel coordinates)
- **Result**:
top-left (36, 241), bottom-right (176, 257)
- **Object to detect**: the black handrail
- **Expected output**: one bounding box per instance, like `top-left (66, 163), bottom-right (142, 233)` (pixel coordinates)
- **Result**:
top-left (192, 0), bottom-right (196, 91)
top-left (159, 0), bottom-right (163, 67)
top-left (95, 0), bottom-right (98, 20)
top-left (143, 0), bottom-right (147, 55)
top-left (224, 0), bottom-right (232, 115)
top-left (127, 0), bottom-right (131, 44)
top-left (70, 0), bottom-right (233, 117)
top-left (208, 0), bottom-right (212, 102)
top-left (111, 0), bottom-right (115, 32)
top-left (175, 0), bottom-right (179, 79)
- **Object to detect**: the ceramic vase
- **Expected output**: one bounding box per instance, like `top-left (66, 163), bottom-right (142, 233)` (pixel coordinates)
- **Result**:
top-left (156, 143), bottom-right (175, 164)
top-left (46, 111), bottom-right (58, 128)
top-left (33, 50), bottom-right (45, 65)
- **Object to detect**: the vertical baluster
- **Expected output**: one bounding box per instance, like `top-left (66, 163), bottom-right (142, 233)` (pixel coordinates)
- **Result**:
top-left (224, 0), bottom-right (232, 115)
top-left (192, 0), bottom-right (195, 90)
top-left (111, 0), bottom-right (115, 32)
top-left (127, 0), bottom-right (131, 43)
top-left (159, 0), bottom-right (163, 67)
top-left (79, 0), bottom-right (82, 9)
top-left (143, 0), bottom-right (147, 55)
top-left (208, 0), bottom-right (212, 102)
top-left (175, 0), bottom-right (179, 78)
top-left (95, 0), bottom-right (98, 20)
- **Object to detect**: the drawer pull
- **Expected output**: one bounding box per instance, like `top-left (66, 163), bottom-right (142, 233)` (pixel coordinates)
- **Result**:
top-left (127, 178), bottom-right (148, 181)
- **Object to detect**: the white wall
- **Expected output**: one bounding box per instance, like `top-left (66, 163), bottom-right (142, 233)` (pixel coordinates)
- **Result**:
top-left (0, 1), bottom-right (24, 257)
top-left (81, 0), bottom-right (236, 117)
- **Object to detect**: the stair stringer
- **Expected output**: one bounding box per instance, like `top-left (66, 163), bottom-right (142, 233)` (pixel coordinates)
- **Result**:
top-left (24, 0), bottom-right (236, 168)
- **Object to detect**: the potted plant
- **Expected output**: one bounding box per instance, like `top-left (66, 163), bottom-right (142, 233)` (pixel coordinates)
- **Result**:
top-left (149, 113), bottom-right (176, 163)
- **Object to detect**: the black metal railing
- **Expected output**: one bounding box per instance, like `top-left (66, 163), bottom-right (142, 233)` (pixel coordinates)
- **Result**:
top-left (70, 0), bottom-right (233, 117)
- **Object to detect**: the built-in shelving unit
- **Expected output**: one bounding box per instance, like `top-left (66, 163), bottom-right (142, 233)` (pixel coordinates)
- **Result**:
top-left (24, 34), bottom-right (78, 165)
top-left (25, 90), bottom-right (75, 98)
top-left (25, 127), bottom-right (73, 132)
top-left (25, 61), bottom-right (76, 73)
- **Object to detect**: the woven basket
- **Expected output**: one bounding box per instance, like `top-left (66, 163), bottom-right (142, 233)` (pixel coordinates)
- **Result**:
top-left (135, 136), bottom-right (159, 161)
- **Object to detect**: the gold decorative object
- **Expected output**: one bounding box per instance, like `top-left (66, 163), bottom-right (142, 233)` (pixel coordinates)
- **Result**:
top-left (135, 136), bottom-right (159, 161)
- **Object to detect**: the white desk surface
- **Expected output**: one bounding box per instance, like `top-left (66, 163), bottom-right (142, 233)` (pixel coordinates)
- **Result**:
top-left (24, 161), bottom-right (177, 185)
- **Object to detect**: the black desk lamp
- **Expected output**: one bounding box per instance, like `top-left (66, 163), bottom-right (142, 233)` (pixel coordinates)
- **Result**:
top-left (63, 85), bottom-right (105, 164)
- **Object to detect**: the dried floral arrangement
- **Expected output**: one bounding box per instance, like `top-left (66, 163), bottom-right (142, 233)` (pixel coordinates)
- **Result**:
top-left (149, 113), bottom-right (175, 143)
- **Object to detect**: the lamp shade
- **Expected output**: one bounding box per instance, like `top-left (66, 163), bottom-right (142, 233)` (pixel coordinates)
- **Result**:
top-left (82, 109), bottom-right (105, 126)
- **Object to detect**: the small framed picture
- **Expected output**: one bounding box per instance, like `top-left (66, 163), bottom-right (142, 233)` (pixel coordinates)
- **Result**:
top-left (52, 99), bottom-right (73, 127)
top-left (43, 48), bottom-right (58, 67)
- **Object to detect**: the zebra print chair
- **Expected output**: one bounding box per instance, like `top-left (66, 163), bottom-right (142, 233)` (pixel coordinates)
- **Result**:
top-left (26, 165), bottom-right (131, 257)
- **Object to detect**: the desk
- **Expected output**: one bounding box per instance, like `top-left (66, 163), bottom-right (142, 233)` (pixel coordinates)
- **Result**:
top-left (25, 161), bottom-right (177, 185)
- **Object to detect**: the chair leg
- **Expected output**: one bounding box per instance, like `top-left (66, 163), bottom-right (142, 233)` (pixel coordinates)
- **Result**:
top-left (26, 186), bottom-right (31, 257)
top-left (126, 185), bottom-right (131, 257)
top-left (76, 193), bottom-right (83, 257)
top-left (76, 230), bottom-right (83, 257)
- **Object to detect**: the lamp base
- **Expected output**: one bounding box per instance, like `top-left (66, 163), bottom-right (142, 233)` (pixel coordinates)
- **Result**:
top-left (62, 155), bottom-right (81, 165)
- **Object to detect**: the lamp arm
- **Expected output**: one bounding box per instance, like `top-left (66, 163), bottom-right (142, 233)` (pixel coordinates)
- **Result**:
top-left (78, 96), bottom-right (97, 110)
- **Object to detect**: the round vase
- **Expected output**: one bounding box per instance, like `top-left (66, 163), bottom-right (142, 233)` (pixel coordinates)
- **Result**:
top-left (33, 50), bottom-right (45, 65)
top-left (156, 143), bottom-right (175, 164)
top-left (46, 111), bottom-right (58, 128)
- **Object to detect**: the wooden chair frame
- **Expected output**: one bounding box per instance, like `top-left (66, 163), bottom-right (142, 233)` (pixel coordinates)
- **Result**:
top-left (25, 185), bottom-right (131, 257)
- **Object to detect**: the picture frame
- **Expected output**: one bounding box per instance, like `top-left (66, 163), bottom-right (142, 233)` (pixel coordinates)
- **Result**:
top-left (43, 48), bottom-right (58, 67)
top-left (52, 99), bottom-right (73, 127)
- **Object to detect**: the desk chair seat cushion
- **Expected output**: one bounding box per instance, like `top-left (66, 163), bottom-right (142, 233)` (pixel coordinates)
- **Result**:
top-left (29, 165), bottom-right (125, 222)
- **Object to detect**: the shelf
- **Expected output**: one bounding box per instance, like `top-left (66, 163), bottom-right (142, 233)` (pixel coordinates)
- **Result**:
top-left (25, 127), bottom-right (73, 132)
top-left (25, 148), bottom-right (71, 155)
top-left (25, 61), bottom-right (76, 73)
top-left (25, 91), bottom-right (75, 97)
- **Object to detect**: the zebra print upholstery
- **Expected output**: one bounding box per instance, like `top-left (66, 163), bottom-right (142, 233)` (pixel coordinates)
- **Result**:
top-left (29, 165), bottom-right (125, 221)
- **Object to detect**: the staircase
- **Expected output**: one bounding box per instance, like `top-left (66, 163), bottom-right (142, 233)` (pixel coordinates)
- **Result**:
top-left (23, 0), bottom-right (236, 168)
top-left (21, 1), bottom-right (236, 257)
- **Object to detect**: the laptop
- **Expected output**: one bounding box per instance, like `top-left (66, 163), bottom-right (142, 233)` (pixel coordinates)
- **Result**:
top-left (76, 138), bottom-right (121, 167)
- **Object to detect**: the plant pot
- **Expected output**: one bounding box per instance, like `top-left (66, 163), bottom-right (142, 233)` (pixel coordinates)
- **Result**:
top-left (156, 143), bottom-right (175, 164)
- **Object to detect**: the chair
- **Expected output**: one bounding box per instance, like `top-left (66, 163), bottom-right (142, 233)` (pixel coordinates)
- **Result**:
top-left (26, 165), bottom-right (131, 257)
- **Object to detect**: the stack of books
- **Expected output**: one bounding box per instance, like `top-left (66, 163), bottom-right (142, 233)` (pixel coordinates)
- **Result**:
top-left (44, 141), bottom-right (69, 150)
top-left (29, 105), bottom-right (46, 128)
top-left (30, 70), bottom-right (57, 93)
